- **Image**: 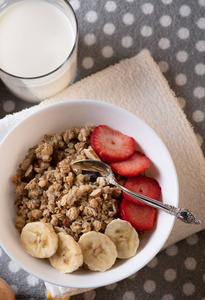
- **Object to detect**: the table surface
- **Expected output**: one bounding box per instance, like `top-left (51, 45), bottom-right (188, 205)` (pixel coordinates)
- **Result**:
top-left (0, 0), bottom-right (205, 299)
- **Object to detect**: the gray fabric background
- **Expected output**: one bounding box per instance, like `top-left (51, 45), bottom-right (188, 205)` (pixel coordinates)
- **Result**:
top-left (0, 0), bottom-right (205, 299)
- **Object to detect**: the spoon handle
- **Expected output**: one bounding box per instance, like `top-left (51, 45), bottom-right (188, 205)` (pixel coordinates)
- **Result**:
top-left (115, 182), bottom-right (201, 225)
top-left (71, 159), bottom-right (201, 225)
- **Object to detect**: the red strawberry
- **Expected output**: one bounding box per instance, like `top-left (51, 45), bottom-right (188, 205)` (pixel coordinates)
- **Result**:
top-left (110, 151), bottom-right (150, 177)
top-left (90, 125), bottom-right (135, 162)
top-left (120, 198), bottom-right (157, 231)
top-left (123, 175), bottom-right (161, 206)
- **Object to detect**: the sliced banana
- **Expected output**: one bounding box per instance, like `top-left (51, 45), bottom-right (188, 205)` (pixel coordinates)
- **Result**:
top-left (20, 222), bottom-right (58, 258)
top-left (105, 219), bottom-right (140, 259)
top-left (49, 232), bottom-right (83, 273)
top-left (54, 226), bottom-right (67, 234)
top-left (78, 231), bottom-right (117, 272)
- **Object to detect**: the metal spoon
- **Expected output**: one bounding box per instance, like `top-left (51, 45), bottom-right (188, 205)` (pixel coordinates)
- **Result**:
top-left (71, 159), bottom-right (201, 225)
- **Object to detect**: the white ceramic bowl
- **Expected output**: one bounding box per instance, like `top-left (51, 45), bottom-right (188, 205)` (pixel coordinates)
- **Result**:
top-left (0, 99), bottom-right (178, 288)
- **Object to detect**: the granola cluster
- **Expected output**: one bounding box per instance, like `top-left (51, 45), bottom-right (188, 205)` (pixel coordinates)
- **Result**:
top-left (12, 126), bottom-right (122, 241)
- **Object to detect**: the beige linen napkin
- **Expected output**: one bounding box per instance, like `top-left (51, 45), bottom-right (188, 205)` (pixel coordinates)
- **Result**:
top-left (1, 50), bottom-right (205, 298)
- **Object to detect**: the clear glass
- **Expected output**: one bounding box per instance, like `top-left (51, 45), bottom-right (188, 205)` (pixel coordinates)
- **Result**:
top-left (0, 0), bottom-right (78, 102)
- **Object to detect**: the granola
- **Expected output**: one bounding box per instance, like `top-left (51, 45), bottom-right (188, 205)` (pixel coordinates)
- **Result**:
top-left (12, 126), bottom-right (122, 241)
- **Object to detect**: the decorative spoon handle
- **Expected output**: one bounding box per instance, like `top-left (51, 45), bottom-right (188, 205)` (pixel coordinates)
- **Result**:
top-left (71, 159), bottom-right (201, 225)
top-left (113, 181), bottom-right (201, 225)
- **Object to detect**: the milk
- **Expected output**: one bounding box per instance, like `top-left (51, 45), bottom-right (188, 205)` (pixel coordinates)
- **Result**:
top-left (0, 0), bottom-right (78, 102)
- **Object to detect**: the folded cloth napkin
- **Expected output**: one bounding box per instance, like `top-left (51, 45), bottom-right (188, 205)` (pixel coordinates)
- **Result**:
top-left (1, 50), bottom-right (205, 299)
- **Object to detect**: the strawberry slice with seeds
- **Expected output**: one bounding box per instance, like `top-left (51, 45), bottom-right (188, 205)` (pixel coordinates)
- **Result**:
top-left (120, 198), bottom-right (157, 231)
top-left (123, 175), bottom-right (161, 206)
top-left (90, 125), bottom-right (135, 162)
top-left (110, 151), bottom-right (150, 177)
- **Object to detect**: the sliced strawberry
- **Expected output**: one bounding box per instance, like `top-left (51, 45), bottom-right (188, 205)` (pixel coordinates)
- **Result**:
top-left (123, 175), bottom-right (161, 206)
top-left (90, 125), bottom-right (135, 162)
top-left (120, 198), bottom-right (157, 231)
top-left (110, 150), bottom-right (150, 177)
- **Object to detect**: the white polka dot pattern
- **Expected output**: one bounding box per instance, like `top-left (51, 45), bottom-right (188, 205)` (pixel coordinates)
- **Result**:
top-left (82, 57), bottom-right (94, 69)
top-left (176, 51), bottom-right (188, 63)
top-left (161, 0), bottom-right (172, 4)
top-left (102, 46), bottom-right (114, 58)
top-left (182, 282), bottom-right (195, 296)
top-left (26, 275), bottom-right (39, 287)
top-left (105, 283), bottom-right (117, 290)
top-left (164, 269), bottom-right (177, 281)
top-left (141, 25), bottom-right (153, 37)
top-left (85, 11), bottom-right (98, 23)
top-left (177, 28), bottom-right (190, 40)
top-left (177, 97), bottom-right (186, 109)
top-left (184, 257), bottom-right (197, 270)
top-left (121, 36), bottom-right (133, 48)
top-left (143, 280), bottom-right (156, 293)
top-left (122, 291), bottom-right (135, 300)
top-left (196, 40), bottom-right (205, 52)
top-left (128, 272), bottom-right (137, 280)
top-left (84, 33), bottom-right (96, 46)
top-left (186, 234), bottom-right (199, 245)
top-left (105, 1), bottom-right (117, 12)
top-left (179, 5), bottom-right (191, 17)
top-left (158, 38), bottom-right (170, 50)
top-left (195, 63), bottom-right (205, 75)
top-left (165, 244), bottom-right (178, 256)
top-left (196, 133), bottom-right (203, 147)
top-left (147, 256), bottom-right (158, 268)
top-left (141, 3), bottom-right (154, 15)
top-left (123, 13), bottom-right (135, 25)
top-left (193, 87), bottom-right (205, 99)
top-left (3, 100), bottom-right (16, 113)
top-left (160, 15), bottom-right (172, 27)
top-left (8, 260), bottom-right (20, 273)
top-left (103, 23), bottom-right (116, 35)
top-left (192, 110), bottom-right (204, 122)
top-left (175, 74), bottom-right (187, 86)
top-left (69, 0), bottom-right (80, 11)
top-left (197, 18), bottom-right (205, 29)
top-left (199, 0), bottom-right (205, 6)
top-left (0, 0), bottom-right (205, 299)
top-left (158, 61), bottom-right (169, 73)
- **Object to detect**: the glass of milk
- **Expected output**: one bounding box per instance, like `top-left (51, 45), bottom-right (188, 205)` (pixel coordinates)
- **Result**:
top-left (0, 0), bottom-right (78, 102)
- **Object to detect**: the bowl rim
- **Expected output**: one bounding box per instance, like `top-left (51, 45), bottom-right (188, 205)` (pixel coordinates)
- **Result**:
top-left (0, 99), bottom-right (179, 288)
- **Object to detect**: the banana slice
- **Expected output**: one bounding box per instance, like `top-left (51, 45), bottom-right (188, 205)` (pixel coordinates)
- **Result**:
top-left (78, 231), bottom-right (117, 272)
top-left (49, 232), bottom-right (83, 273)
top-left (54, 226), bottom-right (67, 234)
top-left (105, 219), bottom-right (140, 259)
top-left (20, 222), bottom-right (58, 258)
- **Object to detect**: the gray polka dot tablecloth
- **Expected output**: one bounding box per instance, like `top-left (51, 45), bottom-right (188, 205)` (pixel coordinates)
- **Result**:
top-left (0, 0), bottom-right (205, 299)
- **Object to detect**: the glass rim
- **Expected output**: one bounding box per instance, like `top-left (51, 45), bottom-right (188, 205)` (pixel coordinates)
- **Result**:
top-left (0, 0), bottom-right (79, 80)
